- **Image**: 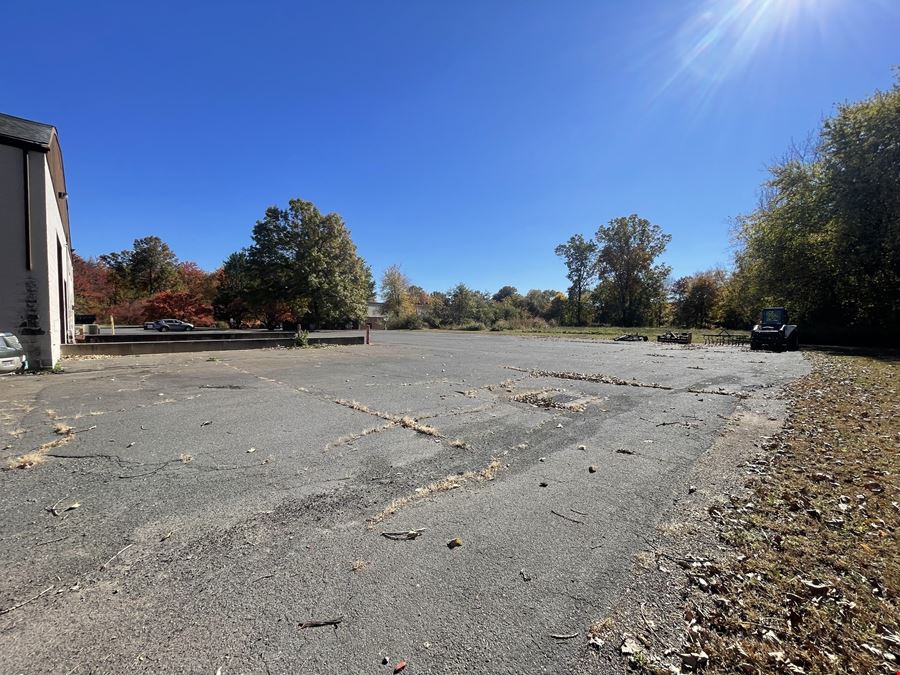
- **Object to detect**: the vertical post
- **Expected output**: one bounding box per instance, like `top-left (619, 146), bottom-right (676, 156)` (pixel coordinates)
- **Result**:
top-left (110, 316), bottom-right (115, 335)
top-left (366, 325), bottom-right (370, 345)
top-left (23, 149), bottom-right (32, 270)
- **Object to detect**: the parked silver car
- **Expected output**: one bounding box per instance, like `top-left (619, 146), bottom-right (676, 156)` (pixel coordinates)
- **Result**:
top-left (0, 332), bottom-right (27, 373)
top-left (154, 318), bottom-right (194, 332)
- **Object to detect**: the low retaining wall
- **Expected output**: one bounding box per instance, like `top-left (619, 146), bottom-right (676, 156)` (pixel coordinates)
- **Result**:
top-left (63, 335), bottom-right (364, 357)
top-left (83, 331), bottom-right (296, 343)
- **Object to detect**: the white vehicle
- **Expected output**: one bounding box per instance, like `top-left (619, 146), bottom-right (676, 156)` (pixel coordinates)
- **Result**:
top-left (0, 333), bottom-right (27, 373)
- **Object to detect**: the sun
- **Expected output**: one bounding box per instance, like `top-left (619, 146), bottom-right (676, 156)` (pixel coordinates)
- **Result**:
top-left (662, 0), bottom-right (840, 91)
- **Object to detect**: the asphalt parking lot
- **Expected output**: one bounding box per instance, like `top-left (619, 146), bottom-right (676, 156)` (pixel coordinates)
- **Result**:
top-left (0, 332), bottom-right (808, 674)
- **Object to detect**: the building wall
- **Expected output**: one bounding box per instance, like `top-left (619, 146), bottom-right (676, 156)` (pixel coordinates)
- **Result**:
top-left (0, 145), bottom-right (73, 367)
top-left (43, 158), bottom-right (74, 364)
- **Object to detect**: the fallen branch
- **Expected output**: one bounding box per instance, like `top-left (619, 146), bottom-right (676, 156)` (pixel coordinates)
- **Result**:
top-left (639, 602), bottom-right (667, 649)
top-left (100, 543), bottom-right (134, 570)
top-left (46, 496), bottom-right (67, 517)
top-left (381, 529), bottom-right (425, 541)
top-left (36, 535), bottom-right (69, 546)
top-left (0, 585), bottom-right (54, 616)
top-left (299, 617), bottom-right (343, 629)
top-left (551, 509), bottom-right (584, 525)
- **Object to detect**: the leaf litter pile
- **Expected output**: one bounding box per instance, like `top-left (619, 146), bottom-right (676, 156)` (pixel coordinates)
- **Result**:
top-left (676, 352), bottom-right (898, 673)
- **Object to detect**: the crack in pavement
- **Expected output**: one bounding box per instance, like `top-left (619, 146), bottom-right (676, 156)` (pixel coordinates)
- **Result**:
top-left (367, 457), bottom-right (503, 526)
top-left (215, 359), bottom-right (446, 441)
top-left (505, 366), bottom-right (673, 391)
top-left (507, 366), bottom-right (756, 399)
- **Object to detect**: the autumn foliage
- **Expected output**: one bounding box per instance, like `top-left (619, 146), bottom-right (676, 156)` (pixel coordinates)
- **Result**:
top-left (73, 246), bottom-right (218, 325)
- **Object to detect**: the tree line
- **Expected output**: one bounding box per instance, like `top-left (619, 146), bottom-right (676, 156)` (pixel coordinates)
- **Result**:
top-left (75, 199), bottom-right (374, 329)
top-left (76, 76), bottom-right (898, 342)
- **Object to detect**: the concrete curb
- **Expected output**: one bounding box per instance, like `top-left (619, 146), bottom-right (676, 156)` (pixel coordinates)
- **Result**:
top-left (62, 335), bottom-right (364, 356)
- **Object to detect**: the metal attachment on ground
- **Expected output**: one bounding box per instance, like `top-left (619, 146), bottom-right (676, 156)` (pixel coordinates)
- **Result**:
top-left (657, 331), bottom-right (692, 344)
top-left (703, 328), bottom-right (749, 346)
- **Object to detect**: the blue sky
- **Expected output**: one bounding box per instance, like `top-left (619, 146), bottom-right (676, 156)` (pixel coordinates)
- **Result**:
top-left (2, 1), bottom-right (897, 294)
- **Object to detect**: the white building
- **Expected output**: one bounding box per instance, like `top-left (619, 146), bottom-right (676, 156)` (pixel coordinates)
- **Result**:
top-left (0, 113), bottom-right (75, 368)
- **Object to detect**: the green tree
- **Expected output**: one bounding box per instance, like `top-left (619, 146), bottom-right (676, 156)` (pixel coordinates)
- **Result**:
top-left (100, 236), bottom-right (179, 300)
top-left (243, 199), bottom-right (374, 328)
top-left (671, 269), bottom-right (726, 327)
top-left (729, 75), bottom-right (900, 341)
top-left (213, 251), bottom-right (254, 326)
top-left (492, 286), bottom-right (519, 303)
top-left (381, 264), bottom-right (413, 319)
top-left (523, 289), bottom-right (559, 320)
top-left (595, 214), bottom-right (671, 326)
top-left (554, 235), bottom-right (598, 325)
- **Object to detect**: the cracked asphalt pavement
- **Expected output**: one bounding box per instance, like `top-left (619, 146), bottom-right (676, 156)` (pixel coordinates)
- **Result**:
top-left (0, 332), bottom-right (808, 673)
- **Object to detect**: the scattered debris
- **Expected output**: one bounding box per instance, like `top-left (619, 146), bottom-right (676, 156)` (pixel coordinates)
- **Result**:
top-left (200, 420), bottom-right (212, 427)
top-left (298, 617), bottom-right (343, 630)
top-left (512, 367), bottom-right (672, 391)
top-left (620, 637), bottom-right (642, 655)
top-left (53, 423), bottom-right (74, 436)
top-left (381, 529), bottom-right (425, 541)
top-left (0, 585), bottom-right (54, 616)
top-left (447, 537), bottom-right (463, 549)
top-left (247, 447), bottom-right (256, 453)
top-left (393, 660), bottom-right (407, 673)
top-left (100, 542), bottom-right (134, 570)
top-left (550, 509), bottom-right (584, 524)
top-left (46, 497), bottom-right (80, 517)
top-left (588, 465), bottom-right (598, 473)
top-left (520, 569), bottom-right (531, 582)
top-left (368, 459), bottom-right (502, 526)
top-left (550, 632), bottom-right (579, 640)
top-left (615, 448), bottom-right (635, 455)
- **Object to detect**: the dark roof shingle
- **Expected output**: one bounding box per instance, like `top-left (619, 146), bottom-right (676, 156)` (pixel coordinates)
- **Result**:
top-left (0, 112), bottom-right (55, 148)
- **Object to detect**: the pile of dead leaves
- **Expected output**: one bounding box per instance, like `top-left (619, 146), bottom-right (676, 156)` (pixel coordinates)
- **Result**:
top-left (680, 351), bottom-right (898, 673)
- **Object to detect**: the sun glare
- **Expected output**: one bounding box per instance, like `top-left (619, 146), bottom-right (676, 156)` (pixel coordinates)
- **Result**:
top-left (657, 0), bottom-right (847, 104)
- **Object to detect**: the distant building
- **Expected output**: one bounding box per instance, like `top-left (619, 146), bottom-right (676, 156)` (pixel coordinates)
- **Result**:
top-left (366, 300), bottom-right (386, 329)
top-left (0, 113), bottom-right (74, 367)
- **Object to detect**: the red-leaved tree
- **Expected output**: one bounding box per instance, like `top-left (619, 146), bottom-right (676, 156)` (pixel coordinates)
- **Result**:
top-left (144, 291), bottom-right (214, 326)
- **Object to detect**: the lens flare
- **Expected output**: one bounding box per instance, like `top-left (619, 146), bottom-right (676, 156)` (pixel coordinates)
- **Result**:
top-left (652, 0), bottom-right (874, 109)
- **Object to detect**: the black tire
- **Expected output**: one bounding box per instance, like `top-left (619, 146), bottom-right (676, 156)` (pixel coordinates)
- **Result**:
top-left (789, 334), bottom-right (800, 351)
top-left (750, 342), bottom-right (759, 351)
top-left (159, 326), bottom-right (169, 332)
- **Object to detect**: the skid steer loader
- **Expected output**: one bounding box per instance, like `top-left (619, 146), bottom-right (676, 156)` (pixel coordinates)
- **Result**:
top-left (750, 307), bottom-right (799, 351)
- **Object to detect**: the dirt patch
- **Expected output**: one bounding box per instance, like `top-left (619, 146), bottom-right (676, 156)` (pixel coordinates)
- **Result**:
top-left (511, 389), bottom-right (598, 412)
